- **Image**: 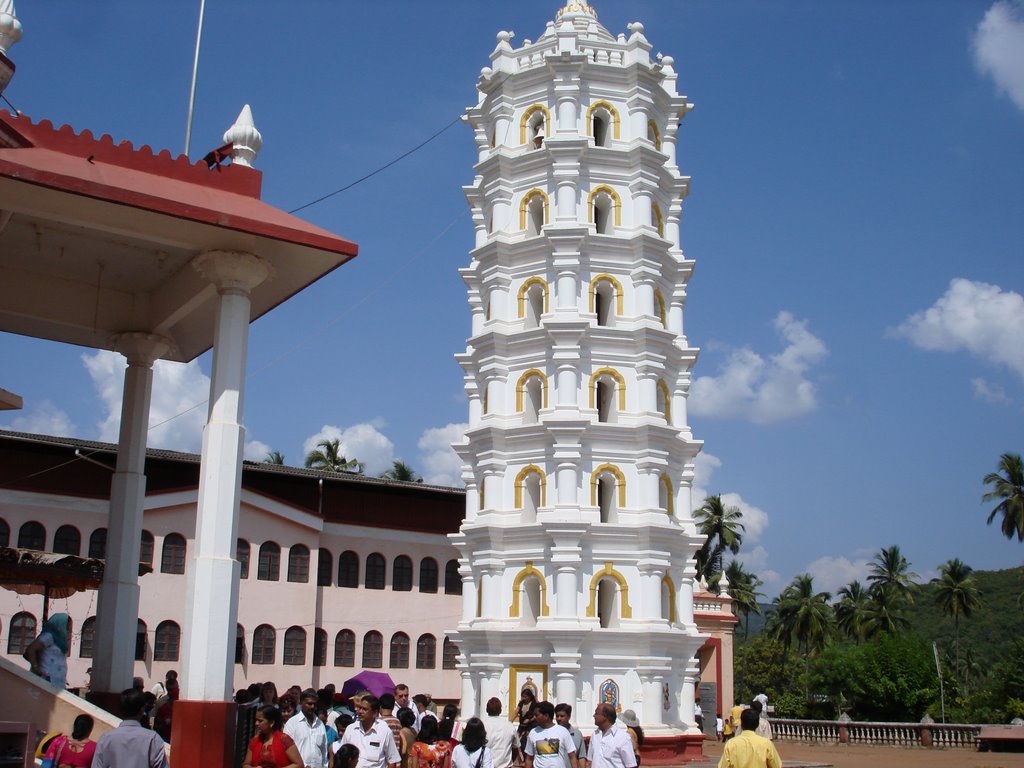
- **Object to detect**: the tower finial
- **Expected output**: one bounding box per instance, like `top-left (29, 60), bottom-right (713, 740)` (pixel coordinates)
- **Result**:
top-left (556, 2), bottom-right (597, 21)
top-left (223, 104), bottom-right (262, 168)
top-left (0, 0), bottom-right (23, 56)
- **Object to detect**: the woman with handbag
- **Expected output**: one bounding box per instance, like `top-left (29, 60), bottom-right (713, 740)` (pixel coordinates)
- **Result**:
top-left (40, 715), bottom-right (97, 768)
top-left (243, 705), bottom-right (304, 768)
top-left (450, 718), bottom-right (492, 768)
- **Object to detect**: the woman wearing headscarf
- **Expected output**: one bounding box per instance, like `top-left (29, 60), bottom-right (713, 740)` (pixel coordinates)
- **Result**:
top-left (23, 612), bottom-right (71, 688)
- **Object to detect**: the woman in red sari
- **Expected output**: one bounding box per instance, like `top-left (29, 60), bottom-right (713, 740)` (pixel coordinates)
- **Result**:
top-left (243, 705), bottom-right (304, 768)
top-left (411, 715), bottom-right (451, 768)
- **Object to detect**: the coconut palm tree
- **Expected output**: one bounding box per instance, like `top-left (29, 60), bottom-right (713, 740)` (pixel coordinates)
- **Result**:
top-left (863, 582), bottom-right (911, 637)
top-left (834, 580), bottom-right (871, 644)
top-left (771, 574), bottom-right (835, 692)
top-left (867, 545), bottom-right (918, 604)
top-left (723, 560), bottom-right (764, 638)
top-left (304, 438), bottom-right (363, 474)
top-left (264, 450), bottom-right (285, 465)
top-left (695, 495), bottom-right (745, 585)
top-left (932, 558), bottom-right (981, 682)
top-left (380, 460), bottom-right (422, 483)
top-left (983, 453), bottom-right (1024, 542)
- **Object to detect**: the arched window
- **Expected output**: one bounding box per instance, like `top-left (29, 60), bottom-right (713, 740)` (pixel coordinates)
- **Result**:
top-left (659, 475), bottom-right (674, 516)
top-left (519, 104), bottom-right (551, 148)
top-left (335, 630), bottom-right (356, 667)
top-left (135, 619), bottom-right (147, 661)
top-left (517, 277), bottom-right (549, 329)
top-left (588, 186), bottom-right (621, 235)
top-left (252, 625), bottom-right (276, 665)
top-left (587, 101), bottom-right (620, 146)
top-left (317, 548), bottom-right (332, 587)
top-left (591, 464), bottom-right (626, 524)
top-left (87, 528), bottom-right (107, 559)
top-left (313, 628), bottom-right (328, 667)
top-left (257, 542), bottom-right (280, 581)
top-left (237, 539), bottom-right (251, 579)
top-left (283, 626), bottom-right (306, 665)
top-left (419, 558), bottom-right (439, 593)
top-left (393, 556), bottom-right (413, 591)
top-left (590, 368), bottom-right (626, 423)
top-left (589, 274), bottom-right (623, 327)
top-left (0, 518), bottom-right (8, 547)
top-left (442, 637), bottom-right (459, 670)
top-left (7, 612), bottom-right (36, 654)
top-left (657, 380), bottom-right (672, 423)
top-left (647, 119), bottom-right (661, 150)
top-left (365, 553), bottom-right (386, 590)
top-left (236, 624), bottom-right (246, 664)
top-left (662, 575), bottom-right (677, 623)
top-left (287, 544), bottom-right (310, 583)
top-left (53, 525), bottom-right (80, 555)
top-left (510, 563), bottom-right (550, 626)
top-left (338, 551), bottom-right (359, 588)
top-left (586, 564), bottom-right (633, 625)
top-left (514, 465), bottom-right (546, 523)
top-left (654, 290), bottom-right (666, 326)
top-left (416, 634), bottom-right (436, 669)
top-left (80, 616), bottom-right (96, 658)
top-left (652, 202), bottom-right (665, 237)
top-left (519, 189), bottom-right (549, 235)
top-left (140, 530), bottom-right (154, 567)
top-left (17, 521), bottom-right (45, 551)
top-left (516, 369), bottom-right (548, 425)
top-left (444, 560), bottom-right (462, 595)
top-left (597, 579), bottom-right (621, 628)
top-left (362, 631), bottom-right (383, 668)
top-left (390, 632), bottom-right (410, 668)
top-left (154, 621), bottom-right (181, 662)
top-left (161, 534), bottom-right (186, 574)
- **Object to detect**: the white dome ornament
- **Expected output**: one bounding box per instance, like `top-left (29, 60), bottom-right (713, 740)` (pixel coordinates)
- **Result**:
top-left (0, 0), bottom-right (22, 56)
top-left (223, 104), bottom-right (262, 169)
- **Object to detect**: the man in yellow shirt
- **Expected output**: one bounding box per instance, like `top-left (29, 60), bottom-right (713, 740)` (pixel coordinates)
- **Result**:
top-left (718, 710), bottom-right (782, 768)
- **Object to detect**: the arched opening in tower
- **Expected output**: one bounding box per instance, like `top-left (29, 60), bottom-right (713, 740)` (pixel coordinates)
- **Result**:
top-left (523, 377), bottom-right (543, 424)
top-left (593, 110), bottom-right (610, 147)
top-left (521, 576), bottom-right (542, 627)
top-left (597, 578), bottom-right (620, 628)
top-left (527, 195), bottom-right (545, 235)
top-left (593, 194), bottom-right (613, 234)
top-left (595, 281), bottom-right (616, 326)
top-left (523, 471), bottom-right (542, 522)
top-left (598, 474), bottom-right (617, 523)
top-left (596, 378), bottom-right (616, 423)
top-left (524, 282), bottom-right (544, 328)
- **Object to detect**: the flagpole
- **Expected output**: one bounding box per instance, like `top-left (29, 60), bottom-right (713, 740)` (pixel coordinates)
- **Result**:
top-left (184, 0), bottom-right (207, 157)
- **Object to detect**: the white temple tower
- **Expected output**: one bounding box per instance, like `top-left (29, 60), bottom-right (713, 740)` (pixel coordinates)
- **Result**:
top-left (451, 2), bottom-right (706, 756)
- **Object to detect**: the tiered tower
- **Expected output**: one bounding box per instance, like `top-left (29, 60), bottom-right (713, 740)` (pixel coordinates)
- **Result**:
top-left (451, 2), bottom-right (706, 752)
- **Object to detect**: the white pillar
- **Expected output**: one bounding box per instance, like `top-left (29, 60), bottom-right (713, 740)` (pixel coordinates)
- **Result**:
top-left (556, 464), bottom-right (577, 505)
top-left (555, 566), bottom-right (577, 617)
top-left (556, 366), bottom-right (577, 407)
top-left (92, 333), bottom-right (170, 694)
top-left (641, 675), bottom-right (664, 726)
top-left (556, 182), bottom-right (577, 222)
top-left (461, 567), bottom-right (478, 622)
top-left (181, 250), bottom-right (269, 702)
top-left (555, 271), bottom-right (577, 311)
top-left (461, 672), bottom-right (478, 718)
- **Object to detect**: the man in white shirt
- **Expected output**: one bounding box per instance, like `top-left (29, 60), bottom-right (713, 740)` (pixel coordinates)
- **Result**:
top-left (525, 701), bottom-right (578, 768)
top-left (482, 697), bottom-right (523, 768)
top-left (583, 704), bottom-right (635, 768)
top-left (284, 689), bottom-right (328, 768)
top-left (339, 694), bottom-right (401, 768)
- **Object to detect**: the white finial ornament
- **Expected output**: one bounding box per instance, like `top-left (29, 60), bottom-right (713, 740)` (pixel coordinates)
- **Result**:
top-left (223, 104), bottom-right (262, 168)
top-left (0, 0), bottom-right (22, 56)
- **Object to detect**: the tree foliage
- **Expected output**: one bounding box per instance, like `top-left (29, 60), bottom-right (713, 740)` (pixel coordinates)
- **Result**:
top-left (304, 438), bottom-right (363, 474)
top-left (695, 495), bottom-right (744, 584)
top-left (983, 452), bottom-right (1024, 542)
top-left (931, 559), bottom-right (981, 683)
top-left (379, 460), bottom-right (422, 483)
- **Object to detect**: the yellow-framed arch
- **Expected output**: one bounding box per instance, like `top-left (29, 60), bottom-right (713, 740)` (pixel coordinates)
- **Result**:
top-left (586, 100), bottom-right (622, 140)
top-left (515, 369), bottom-right (550, 411)
top-left (519, 104), bottom-right (552, 145)
top-left (517, 277), bottom-right (551, 317)
top-left (514, 464), bottom-right (547, 509)
top-left (587, 185), bottom-right (622, 227)
top-left (509, 561), bottom-right (551, 618)
top-left (654, 289), bottom-right (666, 325)
top-left (662, 573), bottom-right (677, 622)
top-left (647, 119), bottom-right (661, 150)
top-left (588, 273), bottom-right (624, 315)
top-left (586, 562), bottom-right (633, 619)
top-left (519, 188), bottom-right (551, 231)
top-left (657, 380), bottom-right (672, 423)
top-left (590, 463), bottom-right (626, 508)
top-left (659, 474), bottom-right (674, 517)
top-left (652, 202), bottom-right (664, 237)
top-left (588, 367), bottom-right (627, 412)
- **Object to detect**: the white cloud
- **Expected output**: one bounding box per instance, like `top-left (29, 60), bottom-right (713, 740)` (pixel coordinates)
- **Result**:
top-left (417, 422), bottom-right (468, 487)
top-left (973, 1), bottom-right (1024, 112)
top-left (972, 377), bottom-right (1012, 405)
top-left (690, 311), bottom-right (828, 424)
top-left (244, 439), bottom-right (273, 462)
top-left (729, 547), bottom-right (781, 592)
top-left (84, 350), bottom-right (209, 452)
top-left (804, 555), bottom-right (872, 596)
top-left (691, 451), bottom-right (768, 544)
top-left (302, 422), bottom-right (395, 476)
top-left (889, 278), bottom-right (1024, 379)
top-left (0, 400), bottom-right (77, 437)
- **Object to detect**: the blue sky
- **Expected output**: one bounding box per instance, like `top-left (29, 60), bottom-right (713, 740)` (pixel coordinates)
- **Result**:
top-left (1, 1), bottom-right (1022, 597)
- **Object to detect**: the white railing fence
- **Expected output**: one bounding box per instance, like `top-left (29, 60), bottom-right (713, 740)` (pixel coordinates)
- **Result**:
top-left (771, 718), bottom-right (984, 749)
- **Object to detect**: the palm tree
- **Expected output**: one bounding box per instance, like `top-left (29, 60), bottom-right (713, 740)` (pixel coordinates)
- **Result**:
top-left (867, 545), bottom-right (918, 604)
top-left (379, 460), bottom-right (422, 483)
top-left (932, 558), bottom-right (981, 682)
top-left (304, 438), bottom-right (363, 474)
top-left (723, 560), bottom-right (763, 638)
top-left (264, 450), bottom-right (285, 465)
top-left (695, 495), bottom-right (745, 585)
top-left (862, 583), bottom-right (911, 637)
top-left (834, 580), bottom-right (871, 644)
top-left (983, 453), bottom-right (1024, 542)
top-left (771, 574), bottom-right (835, 693)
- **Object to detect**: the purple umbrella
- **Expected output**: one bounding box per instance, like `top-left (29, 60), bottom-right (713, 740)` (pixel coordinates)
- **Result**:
top-left (341, 670), bottom-right (397, 698)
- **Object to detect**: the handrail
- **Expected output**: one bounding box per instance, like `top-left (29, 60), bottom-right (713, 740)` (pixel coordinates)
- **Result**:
top-left (771, 718), bottom-right (989, 749)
